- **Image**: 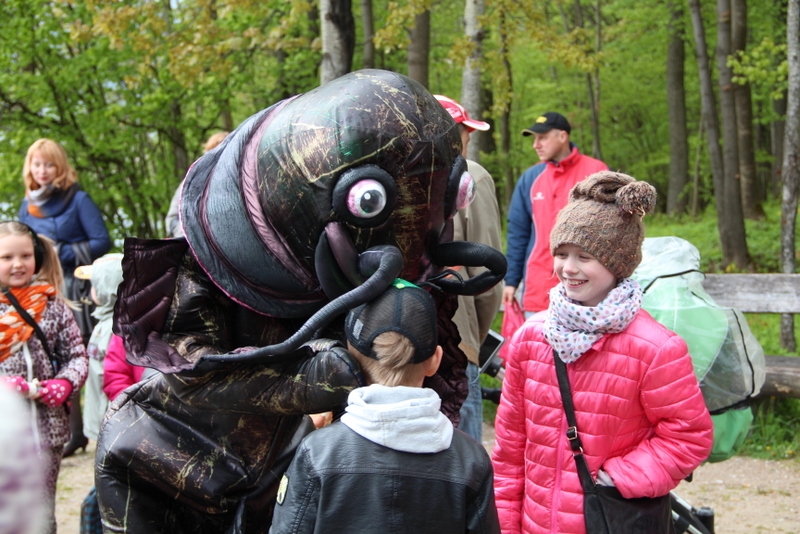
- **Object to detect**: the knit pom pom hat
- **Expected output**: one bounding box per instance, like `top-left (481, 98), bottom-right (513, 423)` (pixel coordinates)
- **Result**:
top-left (550, 171), bottom-right (657, 280)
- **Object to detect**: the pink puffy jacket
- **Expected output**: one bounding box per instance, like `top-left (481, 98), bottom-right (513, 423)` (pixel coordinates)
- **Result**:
top-left (102, 334), bottom-right (144, 401)
top-left (491, 310), bottom-right (713, 534)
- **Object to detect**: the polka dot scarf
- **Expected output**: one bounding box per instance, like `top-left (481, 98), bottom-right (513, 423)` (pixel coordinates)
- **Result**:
top-left (544, 278), bottom-right (643, 363)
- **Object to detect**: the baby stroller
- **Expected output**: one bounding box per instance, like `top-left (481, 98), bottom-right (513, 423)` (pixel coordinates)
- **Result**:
top-left (631, 236), bottom-right (766, 533)
top-left (481, 236), bottom-right (766, 533)
top-left (633, 237), bottom-right (766, 462)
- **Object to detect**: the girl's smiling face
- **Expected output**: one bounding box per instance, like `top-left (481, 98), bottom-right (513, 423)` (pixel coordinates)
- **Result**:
top-left (553, 243), bottom-right (617, 307)
top-left (30, 152), bottom-right (58, 188)
top-left (0, 234), bottom-right (36, 288)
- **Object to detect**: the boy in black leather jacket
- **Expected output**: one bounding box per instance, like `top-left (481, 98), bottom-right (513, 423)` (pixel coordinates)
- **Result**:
top-left (270, 280), bottom-right (500, 534)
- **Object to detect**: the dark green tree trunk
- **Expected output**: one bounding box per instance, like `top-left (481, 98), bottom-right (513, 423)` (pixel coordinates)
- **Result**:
top-left (361, 0), bottom-right (375, 68)
top-left (715, 0), bottom-right (750, 269)
top-left (407, 10), bottom-right (430, 88)
top-left (732, 0), bottom-right (764, 219)
top-left (666, 0), bottom-right (689, 214)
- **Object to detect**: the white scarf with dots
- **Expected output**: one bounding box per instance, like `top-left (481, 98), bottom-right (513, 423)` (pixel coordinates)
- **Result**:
top-left (544, 278), bottom-right (643, 363)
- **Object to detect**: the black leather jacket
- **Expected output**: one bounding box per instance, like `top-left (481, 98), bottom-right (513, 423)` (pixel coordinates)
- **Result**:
top-left (270, 422), bottom-right (500, 534)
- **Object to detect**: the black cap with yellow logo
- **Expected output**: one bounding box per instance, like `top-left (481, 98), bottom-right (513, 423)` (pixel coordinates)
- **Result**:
top-left (521, 112), bottom-right (572, 136)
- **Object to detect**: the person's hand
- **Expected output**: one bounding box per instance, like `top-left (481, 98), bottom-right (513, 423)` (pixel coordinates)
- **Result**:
top-left (502, 285), bottom-right (517, 306)
top-left (596, 469), bottom-right (615, 487)
top-left (309, 412), bottom-right (333, 429)
top-left (38, 379), bottom-right (73, 407)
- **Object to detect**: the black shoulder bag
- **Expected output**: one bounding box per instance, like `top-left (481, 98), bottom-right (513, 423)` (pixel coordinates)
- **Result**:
top-left (553, 350), bottom-right (673, 534)
top-left (2, 288), bottom-right (60, 376)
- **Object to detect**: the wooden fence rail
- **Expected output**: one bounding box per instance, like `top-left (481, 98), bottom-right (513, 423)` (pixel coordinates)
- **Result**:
top-left (701, 274), bottom-right (800, 399)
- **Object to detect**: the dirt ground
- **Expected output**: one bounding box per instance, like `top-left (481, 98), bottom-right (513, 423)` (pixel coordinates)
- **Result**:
top-left (57, 424), bottom-right (800, 534)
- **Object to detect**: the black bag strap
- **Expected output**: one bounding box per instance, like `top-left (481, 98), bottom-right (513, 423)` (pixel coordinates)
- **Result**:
top-left (2, 288), bottom-right (59, 376)
top-left (553, 351), bottom-right (597, 494)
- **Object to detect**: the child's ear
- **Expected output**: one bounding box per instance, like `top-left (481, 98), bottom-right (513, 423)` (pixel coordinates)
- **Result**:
top-left (424, 346), bottom-right (444, 377)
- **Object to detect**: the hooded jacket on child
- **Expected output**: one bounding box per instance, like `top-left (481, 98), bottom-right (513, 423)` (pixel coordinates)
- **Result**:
top-left (78, 253), bottom-right (124, 439)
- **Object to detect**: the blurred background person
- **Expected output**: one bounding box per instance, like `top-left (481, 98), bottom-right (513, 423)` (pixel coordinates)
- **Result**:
top-left (18, 139), bottom-right (111, 458)
top-left (434, 95), bottom-right (503, 443)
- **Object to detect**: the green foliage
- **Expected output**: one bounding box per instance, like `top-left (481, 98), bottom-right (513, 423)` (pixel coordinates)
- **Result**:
top-left (645, 211), bottom-right (724, 271)
top-left (372, 0), bottom-right (431, 53)
top-left (744, 313), bottom-right (800, 357)
top-left (728, 0), bottom-right (788, 116)
top-left (729, 38), bottom-right (788, 101)
top-left (738, 397), bottom-right (800, 459)
top-left (2, 0), bottom-right (788, 246)
top-left (646, 199), bottom-right (799, 273)
top-left (0, 0), bottom-right (320, 243)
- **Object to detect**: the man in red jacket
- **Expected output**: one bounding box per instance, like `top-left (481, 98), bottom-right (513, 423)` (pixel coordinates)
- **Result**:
top-left (502, 112), bottom-right (607, 313)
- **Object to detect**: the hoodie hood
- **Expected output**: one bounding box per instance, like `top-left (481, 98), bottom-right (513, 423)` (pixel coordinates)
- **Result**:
top-left (340, 383), bottom-right (453, 454)
top-left (84, 253), bottom-right (123, 359)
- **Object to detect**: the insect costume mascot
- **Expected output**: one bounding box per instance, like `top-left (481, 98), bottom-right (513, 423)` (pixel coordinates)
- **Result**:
top-left (95, 69), bottom-right (506, 533)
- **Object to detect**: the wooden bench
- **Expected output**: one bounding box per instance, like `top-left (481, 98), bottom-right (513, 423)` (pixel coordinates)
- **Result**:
top-left (701, 274), bottom-right (800, 398)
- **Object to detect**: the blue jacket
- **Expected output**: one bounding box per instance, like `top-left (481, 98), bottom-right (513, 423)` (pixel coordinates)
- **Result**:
top-left (504, 162), bottom-right (545, 288)
top-left (19, 187), bottom-right (111, 269)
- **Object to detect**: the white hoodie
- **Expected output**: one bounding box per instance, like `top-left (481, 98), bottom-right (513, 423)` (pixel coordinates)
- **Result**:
top-left (341, 383), bottom-right (454, 454)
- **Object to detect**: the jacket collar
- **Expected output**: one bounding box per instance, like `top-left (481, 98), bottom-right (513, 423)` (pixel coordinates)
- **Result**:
top-left (547, 144), bottom-right (581, 173)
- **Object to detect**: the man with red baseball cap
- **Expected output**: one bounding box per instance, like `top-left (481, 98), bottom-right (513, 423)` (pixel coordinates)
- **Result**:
top-left (434, 95), bottom-right (502, 443)
top-left (435, 94), bottom-right (491, 164)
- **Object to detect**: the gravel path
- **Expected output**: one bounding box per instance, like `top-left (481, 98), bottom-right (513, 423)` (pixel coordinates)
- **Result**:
top-left (56, 424), bottom-right (800, 533)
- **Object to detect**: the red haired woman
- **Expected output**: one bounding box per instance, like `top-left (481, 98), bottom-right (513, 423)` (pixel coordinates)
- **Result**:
top-left (18, 138), bottom-right (111, 457)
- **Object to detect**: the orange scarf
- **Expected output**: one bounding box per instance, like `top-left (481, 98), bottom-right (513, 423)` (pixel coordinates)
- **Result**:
top-left (0, 282), bottom-right (57, 363)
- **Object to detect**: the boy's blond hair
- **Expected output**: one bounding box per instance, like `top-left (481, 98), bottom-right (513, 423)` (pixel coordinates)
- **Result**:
top-left (23, 138), bottom-right (79, 192)
top-left (348, 331), bottom-right (430, 387)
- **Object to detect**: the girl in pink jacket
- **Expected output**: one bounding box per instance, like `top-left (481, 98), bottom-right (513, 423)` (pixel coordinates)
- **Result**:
top-left (491, 171), bottom-right (713, 534)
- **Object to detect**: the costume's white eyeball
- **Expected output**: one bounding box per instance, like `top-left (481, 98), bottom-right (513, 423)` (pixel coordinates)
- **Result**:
top-left (347, 179), bottom-right (388, 219)
top-left (333, 164), bottom-right (397, 227)
top-left (455, 171), bottom-right (475, 211)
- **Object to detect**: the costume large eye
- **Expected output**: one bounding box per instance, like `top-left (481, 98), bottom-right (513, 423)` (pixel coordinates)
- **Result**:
top-left (333, 165), bottom-right (398, 227)
top-left (454, 171), bottom-right (475, 211)
top-left (347, 180), bottom-right (387, 218)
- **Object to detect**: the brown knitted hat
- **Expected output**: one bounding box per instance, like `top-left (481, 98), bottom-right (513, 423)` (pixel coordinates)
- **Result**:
top-left (550, 171), bottom-right (657, 280)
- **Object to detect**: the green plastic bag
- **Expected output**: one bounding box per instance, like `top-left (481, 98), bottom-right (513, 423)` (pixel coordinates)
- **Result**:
top-left (709, 407), bottom-right (753, 463)
top-left (632, 237), bottom-right (765, 462)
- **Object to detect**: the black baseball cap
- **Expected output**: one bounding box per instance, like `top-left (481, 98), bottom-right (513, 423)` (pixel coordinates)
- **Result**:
top-left (521, 112), bottom-right (572, 136)
top-left (345, 279), bottom-right (438, 364)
